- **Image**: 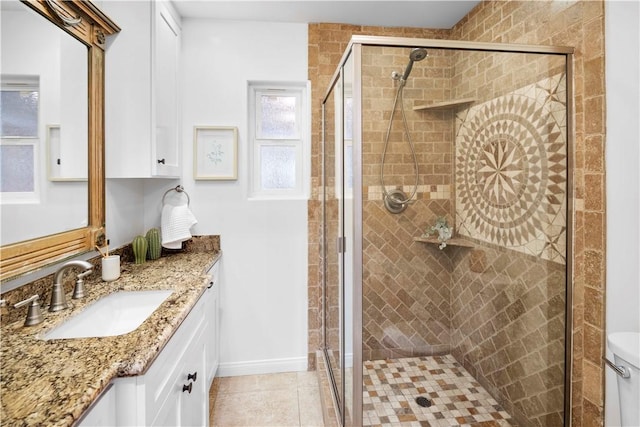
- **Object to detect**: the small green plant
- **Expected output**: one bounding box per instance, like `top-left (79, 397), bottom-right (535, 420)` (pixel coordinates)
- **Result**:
top-left (422, 217), bottom-right (453, 249)
top-left (132, 235), bottom-right (148, 264)
top-left (146, 228), bottom-right (162, 260)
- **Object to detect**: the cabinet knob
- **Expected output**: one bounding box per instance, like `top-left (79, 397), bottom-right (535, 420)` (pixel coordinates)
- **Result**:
top-left (157, 158), bottom-right (166, 164)
top-left (182, 383), bottom-right (192, 394)
top-left (187, 371), bottom-right (197, 382)
top-left (207, 280), bottom-right (214, 289)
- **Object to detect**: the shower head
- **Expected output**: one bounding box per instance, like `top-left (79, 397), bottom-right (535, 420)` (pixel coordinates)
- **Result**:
top-left (410, 48), bottom-right (428, 62)
top-left (401, 48), bottom-right (428, 81)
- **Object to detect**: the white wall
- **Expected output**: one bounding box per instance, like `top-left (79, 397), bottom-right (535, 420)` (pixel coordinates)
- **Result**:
top-left (180, 19), bottom-right (309, 375)
top-left (105, 179), bottom-right (146, 248)
top-left (604, 1), bottom-right (640, 425)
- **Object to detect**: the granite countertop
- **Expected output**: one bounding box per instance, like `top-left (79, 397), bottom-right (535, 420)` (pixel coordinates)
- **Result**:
top-left (0, 249), bottom-right (220, 426)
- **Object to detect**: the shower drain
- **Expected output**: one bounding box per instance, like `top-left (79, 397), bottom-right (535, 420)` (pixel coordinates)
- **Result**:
top-left (415, 396), bottom-right (432, 407)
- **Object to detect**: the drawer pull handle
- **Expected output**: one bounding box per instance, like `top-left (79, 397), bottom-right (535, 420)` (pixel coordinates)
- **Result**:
top-left (188, 372), bottom-right (197, 382)
top-left (157, 158), bottom-right (166, 164)
top-left (182, 383), bottom-right (192, 394)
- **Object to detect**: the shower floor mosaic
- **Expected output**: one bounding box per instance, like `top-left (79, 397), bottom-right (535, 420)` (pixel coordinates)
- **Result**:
top-left (363, 355), bottom-right (513, 427)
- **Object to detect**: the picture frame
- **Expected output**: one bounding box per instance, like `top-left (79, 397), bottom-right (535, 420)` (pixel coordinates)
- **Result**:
top-left (193, 126), bottom-right (238, 180)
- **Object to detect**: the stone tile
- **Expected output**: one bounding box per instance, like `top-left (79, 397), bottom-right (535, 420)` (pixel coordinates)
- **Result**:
top-left (582, 360), bottom-right (603, 405)
top-left (211, 371), bottom-right (325, 427)
top-left (584, 287), bottom-right (604, 328)
top-left (584, 250), bottom-right (604, 289)
top-left (582, 398), bottom-right (603, 427)
top-left (583, 323), bottom-right (603, 365)
top-left (469, 249), bottom-right (487, 273)
top-left (212, 388), bottom-right (300, 426)
top-left (217, 372), bottom-right (298, 394)
top-left (584, 174), bottom-right (604, 211)
top-left (298, 385), bottom-right (325, 427)
top-left (584, 135), bottom-right (603, 172)
top-left (297, 371), bottom-right (320, 389)
top-left (362, 355), bottom-right (513, 426)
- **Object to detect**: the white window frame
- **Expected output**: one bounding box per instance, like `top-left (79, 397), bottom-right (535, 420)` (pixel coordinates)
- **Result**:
top-left (248, 81), bottom-right (310, 200)
top-left (1, 76), bottom-right (40, 204)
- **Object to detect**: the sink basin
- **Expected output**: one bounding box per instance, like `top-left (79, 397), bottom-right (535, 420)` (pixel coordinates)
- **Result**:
top-left (43, 290), bottom-right (173, 340)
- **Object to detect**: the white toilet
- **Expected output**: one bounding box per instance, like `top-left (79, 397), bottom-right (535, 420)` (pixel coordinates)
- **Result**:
top-left (607, 332), bottom-right (640, 426)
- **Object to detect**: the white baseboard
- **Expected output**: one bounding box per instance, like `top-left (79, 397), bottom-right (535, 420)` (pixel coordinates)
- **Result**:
top-left (217, 356), bottom-right (308, 377)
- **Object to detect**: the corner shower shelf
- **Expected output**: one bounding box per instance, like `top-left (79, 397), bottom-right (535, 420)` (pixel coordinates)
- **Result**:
top-left (413, 98), bottom-right (476, 111)
top-left (413, 236), bottom-right (475, 248)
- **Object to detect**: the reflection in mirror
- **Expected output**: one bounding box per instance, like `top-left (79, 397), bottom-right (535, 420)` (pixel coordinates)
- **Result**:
top-left (0, 0), bottom-right (88, 246)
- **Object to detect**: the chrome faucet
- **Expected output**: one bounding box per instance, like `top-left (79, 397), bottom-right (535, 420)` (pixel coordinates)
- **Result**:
top-left (49, 260), bottom-right (93, 312)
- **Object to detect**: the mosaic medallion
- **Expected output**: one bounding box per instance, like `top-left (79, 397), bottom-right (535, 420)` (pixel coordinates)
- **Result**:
top-left (456, 74), bottom-right (567, 263)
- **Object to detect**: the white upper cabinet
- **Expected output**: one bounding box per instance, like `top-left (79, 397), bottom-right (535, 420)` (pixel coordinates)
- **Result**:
top-left (104, 1), bottom-right (181, 178)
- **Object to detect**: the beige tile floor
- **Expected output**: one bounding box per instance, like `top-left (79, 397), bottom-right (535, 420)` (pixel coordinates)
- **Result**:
top-left (210, 371), bottom-right (325, 427)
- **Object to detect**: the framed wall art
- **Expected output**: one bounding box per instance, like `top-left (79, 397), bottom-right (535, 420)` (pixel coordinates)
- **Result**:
top-left (193, 126), bottom-right (238, 180)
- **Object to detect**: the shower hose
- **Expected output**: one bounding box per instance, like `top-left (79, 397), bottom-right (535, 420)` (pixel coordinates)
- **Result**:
top-left (380, 80), bottom-right (420, 208)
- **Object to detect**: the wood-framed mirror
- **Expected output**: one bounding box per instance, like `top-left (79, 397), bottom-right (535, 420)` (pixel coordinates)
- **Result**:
top-left (0, 0), bottom-right (119, 282)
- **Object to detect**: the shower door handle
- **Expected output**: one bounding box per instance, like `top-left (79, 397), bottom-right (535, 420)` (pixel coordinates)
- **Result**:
top-left (337, 236), bottom-right (346, 254)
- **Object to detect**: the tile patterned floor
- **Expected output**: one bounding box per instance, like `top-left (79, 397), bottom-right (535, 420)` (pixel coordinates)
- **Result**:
top-left (210, 371), bottom-right (324, 427)
top-left (363, 355), bottom-right (513, 427)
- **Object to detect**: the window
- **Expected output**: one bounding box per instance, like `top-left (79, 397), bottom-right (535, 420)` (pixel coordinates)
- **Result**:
top-left (1, 75), bottom-right (40, 203)
top-left (248, 82), bottom-right (310, 199)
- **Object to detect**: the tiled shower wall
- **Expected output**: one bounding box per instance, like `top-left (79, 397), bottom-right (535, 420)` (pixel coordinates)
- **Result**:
top-left (365, 45), bottom-right (568, 426)
top-left (307, 23), bottom-right (450, 370)
top-left (453, 50), bottom-right (568, 263)
top-left (308, 1), bottom-right (606, 426)
top-left (449, 48), bottom-right (568, 425)
top-left (449, 245), bottom-right (566, 426)
top-left (361, 45), bottom-right (456, 360)
top-left (451, 3), bottom-right (606, 426)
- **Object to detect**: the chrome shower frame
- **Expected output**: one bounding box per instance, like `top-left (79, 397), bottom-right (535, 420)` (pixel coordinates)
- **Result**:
top-left (321, 35), bottom-right (575, 427)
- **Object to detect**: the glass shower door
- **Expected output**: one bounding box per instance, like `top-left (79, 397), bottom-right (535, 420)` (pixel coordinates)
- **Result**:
top-left (342, 54), bottom-right (354, 426)
top-left (323, 64), bottom-right (344, 421)
top-left (322, 53), bottom-right (355, 426)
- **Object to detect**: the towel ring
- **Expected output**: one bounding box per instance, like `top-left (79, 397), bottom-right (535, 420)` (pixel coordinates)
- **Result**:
top-left (162, 185), bottom-right (190, 206)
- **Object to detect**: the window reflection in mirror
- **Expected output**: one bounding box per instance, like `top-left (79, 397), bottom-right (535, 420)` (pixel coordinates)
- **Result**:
top-left (0, 0), bottom-right (88, 246)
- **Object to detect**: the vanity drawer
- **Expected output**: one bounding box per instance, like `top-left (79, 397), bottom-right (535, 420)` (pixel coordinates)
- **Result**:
top-left (150, 319), bottom-right (207, 426)
top-left (144, 292), bottom-right (206, 414)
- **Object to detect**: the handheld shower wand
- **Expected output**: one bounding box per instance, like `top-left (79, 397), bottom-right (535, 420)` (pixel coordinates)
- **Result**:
top-left (400, 48), bottom-right (428, 84)
top-left (381, 47), bottom-right (429, 214)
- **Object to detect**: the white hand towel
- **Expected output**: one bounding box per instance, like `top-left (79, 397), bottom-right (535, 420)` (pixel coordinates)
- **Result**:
top-left (161, 204), bottom-right (198, 249)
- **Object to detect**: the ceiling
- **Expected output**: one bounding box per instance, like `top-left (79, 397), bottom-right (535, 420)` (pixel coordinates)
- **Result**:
top-left (171, 1), bottom-right (481, 29)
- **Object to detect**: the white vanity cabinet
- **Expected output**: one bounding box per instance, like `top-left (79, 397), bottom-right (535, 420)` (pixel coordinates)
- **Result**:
top-left (77, 384), bottom-right (116, 426)
top-left (103, 0), bottom-right (181, 178)
top-left (78, 259), bottom-right (221, 426)
top-left (149, 317), bottom-right (208, 427)
top-left (113, 292), bottom-right (208, 426)
top-left (204, 261), bottom-right (220, 385)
